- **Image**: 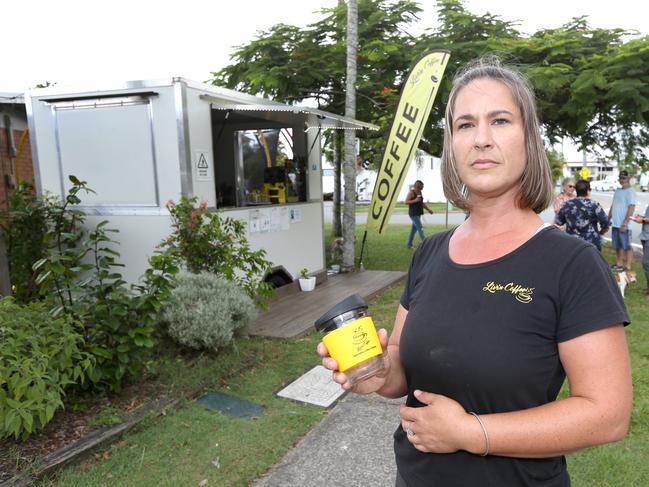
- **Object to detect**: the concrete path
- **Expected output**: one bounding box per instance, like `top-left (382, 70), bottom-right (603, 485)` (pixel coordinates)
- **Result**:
top-left (252, 393), bottom-right (403, 487)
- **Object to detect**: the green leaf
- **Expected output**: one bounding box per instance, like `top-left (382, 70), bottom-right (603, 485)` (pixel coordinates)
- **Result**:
top-left (45, 404), bottom-right (56, 422)
top-left (19, 410), bottom-right (33, 433)
top-left (32, 258), bottom-right (48, 271)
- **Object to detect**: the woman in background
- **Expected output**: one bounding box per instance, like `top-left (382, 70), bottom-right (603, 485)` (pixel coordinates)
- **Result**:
top-left (553, 177), bottom-right (576, 215)
top-left (555, 179), bottom-right (610, 250)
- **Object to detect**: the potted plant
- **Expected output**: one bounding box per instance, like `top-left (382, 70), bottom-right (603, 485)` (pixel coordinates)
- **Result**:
top-left (298, 268), bottom-right (316, 292)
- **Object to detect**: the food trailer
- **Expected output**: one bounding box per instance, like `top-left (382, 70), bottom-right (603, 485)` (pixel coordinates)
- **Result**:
top-left (26, 78), bottom-right (376, 284)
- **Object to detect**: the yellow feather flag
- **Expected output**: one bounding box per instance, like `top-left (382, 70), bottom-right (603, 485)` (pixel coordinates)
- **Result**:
top-left (366, 50), bottom-right (450, 234)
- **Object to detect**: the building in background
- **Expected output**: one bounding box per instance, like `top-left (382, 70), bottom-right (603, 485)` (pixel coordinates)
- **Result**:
top-left (1, 93), bottom-right (35, 295)
top-left (0, 93), bottom-right (33, 210)
top-left (322, 150), bottom-right (445, 203)
top-left (562, 156), bottom-right (619, 181)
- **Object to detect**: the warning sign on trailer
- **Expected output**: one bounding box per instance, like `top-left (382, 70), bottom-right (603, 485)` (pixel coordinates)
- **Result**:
top-left (195, 151), bottom-right (211, 181)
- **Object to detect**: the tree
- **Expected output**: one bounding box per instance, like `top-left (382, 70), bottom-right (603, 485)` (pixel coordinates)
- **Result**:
top-left (343, 0), bottom-right (358, 270)
top-left (413, 0), bottom-right (521, 156)
top-left (514, 18), bottom-right (649, 166)
top-left (546, 148), bottom-right (565, 183)
top-left (212, 0), bottom-right (422, 249)
top-left (332, 129), bottom-right (343, 236)
top-left (211, 0), bottom-right (422, 160)
top-left (211, 0), bottom-right (649, 171)
top-left (332, 0), bottom-right (346, 238)
top-left (416, 2), bottom-right (649, 166)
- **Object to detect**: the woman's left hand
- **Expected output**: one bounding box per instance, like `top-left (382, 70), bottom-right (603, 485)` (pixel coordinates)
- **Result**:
top-left (399, 389), bottom-right (473, 453)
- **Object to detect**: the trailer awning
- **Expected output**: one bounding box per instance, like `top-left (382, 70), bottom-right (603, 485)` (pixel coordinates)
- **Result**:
top-left (203, 97), bottom-right (378, 132)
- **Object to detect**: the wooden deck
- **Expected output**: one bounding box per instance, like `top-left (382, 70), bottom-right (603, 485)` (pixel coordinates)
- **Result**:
top-left (247, 270), bottom-right (406, 338)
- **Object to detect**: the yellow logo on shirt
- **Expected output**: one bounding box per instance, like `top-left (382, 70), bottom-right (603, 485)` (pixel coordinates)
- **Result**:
top-left (482, 281), bottom-right (535, 303)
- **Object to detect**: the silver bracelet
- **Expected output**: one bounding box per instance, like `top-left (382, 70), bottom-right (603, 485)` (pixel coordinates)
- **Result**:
top-left (469, 412), bottom-right (490, 456)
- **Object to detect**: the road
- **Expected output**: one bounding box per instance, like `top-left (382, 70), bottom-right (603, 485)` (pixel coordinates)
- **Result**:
top-left (324, 190), bottom-right (648, 249)
top-left (591, 191), bottom-right (648, 249)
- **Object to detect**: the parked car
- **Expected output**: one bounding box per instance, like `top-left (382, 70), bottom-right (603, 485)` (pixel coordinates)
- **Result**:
top-left (591, 176), bottom-right (621, 192)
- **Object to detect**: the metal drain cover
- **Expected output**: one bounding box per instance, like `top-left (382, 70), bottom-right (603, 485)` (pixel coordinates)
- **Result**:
top-left (196, 392), bottom-right (265, 419)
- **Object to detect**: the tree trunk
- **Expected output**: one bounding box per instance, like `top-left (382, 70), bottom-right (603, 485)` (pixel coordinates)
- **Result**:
top-left (332, 129), bottom-right (342, 237)
top-left (0, 229), bottom-right (11, 296)
top-left (332, 0), bottom-right (346, 238)
top-left (342, 0), bottom-right (358, 271)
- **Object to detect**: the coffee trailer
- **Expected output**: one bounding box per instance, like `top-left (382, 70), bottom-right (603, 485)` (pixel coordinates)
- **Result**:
top-left (26, 78), bottom-right (376, 284)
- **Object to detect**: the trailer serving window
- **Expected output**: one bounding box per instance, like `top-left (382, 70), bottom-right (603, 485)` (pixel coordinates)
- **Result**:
top-left (233, 128), bottom-right (306, 206)
top-left (209, 102), bottom-right (378, 208)
top-left (211, 109), bottom-right (308, 208)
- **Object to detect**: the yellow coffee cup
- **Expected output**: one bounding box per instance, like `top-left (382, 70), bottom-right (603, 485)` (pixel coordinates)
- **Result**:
top-left (315, 294), bottom-right (385, 385)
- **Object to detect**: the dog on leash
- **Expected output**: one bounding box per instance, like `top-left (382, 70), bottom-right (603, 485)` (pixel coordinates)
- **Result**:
top-left (613, 270), bottom-right (636, 298)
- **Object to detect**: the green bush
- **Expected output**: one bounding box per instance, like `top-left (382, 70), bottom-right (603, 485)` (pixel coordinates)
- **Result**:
top-left (160, 197), bottom-right (273, 304)
top-left (0, 297), bottom-right (94, 440)
top-left (0, 182), bottom-right (48, 303)
top-left (163, 272), bottom-right (258, 351)
top-left (33, 176), bottom-right (179, 392)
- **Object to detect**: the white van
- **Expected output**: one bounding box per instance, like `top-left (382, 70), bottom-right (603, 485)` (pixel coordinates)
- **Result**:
top-left (591, 175), bottom-right (620, 192)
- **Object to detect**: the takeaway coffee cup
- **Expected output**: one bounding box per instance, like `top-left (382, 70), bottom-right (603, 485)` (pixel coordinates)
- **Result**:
top-left (315, 294), bottom-right (385, 386)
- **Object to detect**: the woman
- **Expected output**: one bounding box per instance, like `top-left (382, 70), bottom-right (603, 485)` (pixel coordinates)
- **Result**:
top-left (555, 179), bottom-right (610, 250)
top-left (318, 58), bottom-right (632, 486)
top-left (553, 177), bottom-right (576, 215)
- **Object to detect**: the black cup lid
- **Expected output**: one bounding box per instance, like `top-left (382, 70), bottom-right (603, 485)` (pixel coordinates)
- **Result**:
top-left (314, 293), bottom-right (368, 332)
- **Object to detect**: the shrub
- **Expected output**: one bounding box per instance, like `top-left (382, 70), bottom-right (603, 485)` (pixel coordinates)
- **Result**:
top-left (160, 197), bottom-right (273, 303)
top-left (0, 297), bottom-right (94, 440)
top-left (163, 272), bottom-right (258, 351)
top-left (33, 176), bottom-right (179, 392)
top-left (0, 182), bottom-right (48, 303)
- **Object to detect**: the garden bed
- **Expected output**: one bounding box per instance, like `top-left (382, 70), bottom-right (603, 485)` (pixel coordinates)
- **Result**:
top-left (0, 379), bottom-right (172, 484)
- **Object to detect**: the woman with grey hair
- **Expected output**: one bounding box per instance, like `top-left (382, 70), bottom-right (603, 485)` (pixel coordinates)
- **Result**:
top-left (553, 177), bottom-right (576, 214)
top-left (319, 57), bottom-right (631, 486)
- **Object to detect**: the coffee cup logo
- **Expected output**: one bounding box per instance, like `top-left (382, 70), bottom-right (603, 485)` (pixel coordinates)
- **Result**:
top-left (352, 325), bottom-right (370, 351)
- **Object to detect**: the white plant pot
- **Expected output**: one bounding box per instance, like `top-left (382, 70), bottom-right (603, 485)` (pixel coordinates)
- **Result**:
top-left (299, 276), bottom-right (316, 292)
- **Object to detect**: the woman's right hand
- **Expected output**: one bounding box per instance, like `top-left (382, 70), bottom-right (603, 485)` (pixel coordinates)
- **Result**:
top-left (317, 328), bottom-right (391, 394)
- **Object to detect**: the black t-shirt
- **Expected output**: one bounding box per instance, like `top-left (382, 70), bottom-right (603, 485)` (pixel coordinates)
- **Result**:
top-left (396, 226), bottom-right (629, 487)
top-left (408, 191), bottom-right (424, 217)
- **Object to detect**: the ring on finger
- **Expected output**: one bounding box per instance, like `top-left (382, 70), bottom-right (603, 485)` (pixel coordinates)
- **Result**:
top-left (406, 428), bottom-right (415, 437)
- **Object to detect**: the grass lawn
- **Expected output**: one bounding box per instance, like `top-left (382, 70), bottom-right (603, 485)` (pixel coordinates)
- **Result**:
top-left (36, 224), bottom-right (648, 487)
top-left (354, 201), bottom-right (460, 214)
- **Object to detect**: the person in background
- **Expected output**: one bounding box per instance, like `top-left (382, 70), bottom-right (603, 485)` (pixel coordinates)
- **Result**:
top-left (319, 56), bottom-right (631, 487)
top-left (633, 204), bottom-right (649, 296)
top-left (405, 180), bottom-right (433, 249)
top-left (555, 179), bottom-right (610, 250)
top-left (553, 177), bottom-right (576, 215)
top-left (639, 170), bottom-right (649, 192)
top-left (608, 170), bottom-right (636, 271)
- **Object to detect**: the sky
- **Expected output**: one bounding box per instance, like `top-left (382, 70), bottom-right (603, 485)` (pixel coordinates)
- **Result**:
top-left (2, 0), bottom-right (648, 93)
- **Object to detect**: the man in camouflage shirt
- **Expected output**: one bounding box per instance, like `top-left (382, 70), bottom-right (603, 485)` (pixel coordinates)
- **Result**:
top-left (556, 179), bottom-right (610, 250)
